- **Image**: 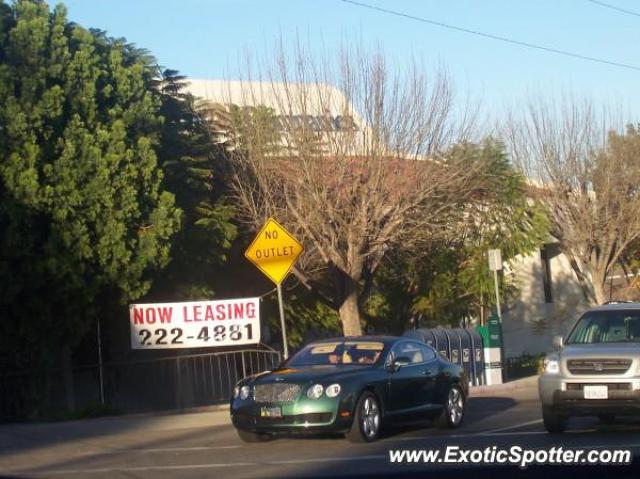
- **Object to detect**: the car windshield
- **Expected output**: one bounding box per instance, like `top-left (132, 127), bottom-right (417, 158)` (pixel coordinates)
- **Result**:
top-left (566, 310), bottom-right (640, 344)
top-left (286, 341), bottom-right (385, 366)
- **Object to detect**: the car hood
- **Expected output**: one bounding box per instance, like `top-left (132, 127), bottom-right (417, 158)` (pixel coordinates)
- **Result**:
top-left (250, 365), bottom-right (376, 385)
top-left (561, 343), bottom-right (640, 359)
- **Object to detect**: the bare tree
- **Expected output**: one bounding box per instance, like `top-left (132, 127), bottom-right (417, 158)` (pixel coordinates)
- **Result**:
top-left (206, 45), bottom-right (484, 335)
top-left (506, 98), bottom-right (640, 305)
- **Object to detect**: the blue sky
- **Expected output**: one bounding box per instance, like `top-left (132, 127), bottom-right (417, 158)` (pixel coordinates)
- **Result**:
top-left (62, 0), bottom-right (640, 119)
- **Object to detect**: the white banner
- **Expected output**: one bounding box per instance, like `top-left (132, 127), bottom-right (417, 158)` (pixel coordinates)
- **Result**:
top-left (129, 297), bottom-right (260, 349)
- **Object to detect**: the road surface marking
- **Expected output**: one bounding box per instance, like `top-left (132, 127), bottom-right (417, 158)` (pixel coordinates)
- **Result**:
top-left (133, 445), bottom-right (243, 452)
top-left (388, 431), bottom-right (545, 441)
top-left (8, 439), bottom-right (640, 476)
top-left (481, 419), bottom-right (543, 434)
top-left (13, 455), bottom-right (387, 476)
top-left (26, 445), bottom-right (244, 457)
top-left (387, 428), bottom-right (604, 441)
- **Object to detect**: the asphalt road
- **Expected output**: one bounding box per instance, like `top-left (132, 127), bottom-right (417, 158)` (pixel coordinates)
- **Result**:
top-left (2, 378), bottom-right (640, 479)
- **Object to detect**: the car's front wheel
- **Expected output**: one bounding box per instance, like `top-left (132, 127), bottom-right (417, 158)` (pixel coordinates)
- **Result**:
top-left (236, 428), bottom-right (274, 443)
top-left (542, 407), bottom-right (567, 433)
top-left (436, 384), bottom-right (465, 428)
top-left (346, 391), bottom-right (381, 443)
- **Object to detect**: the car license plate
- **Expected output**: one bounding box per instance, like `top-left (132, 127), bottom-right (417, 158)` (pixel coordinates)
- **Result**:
top-left (584, 385), bottom-right (608, 399)
top-left (260, 406), bottom-right (283, 418)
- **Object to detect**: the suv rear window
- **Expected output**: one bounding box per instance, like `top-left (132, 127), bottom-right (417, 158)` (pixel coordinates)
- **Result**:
top-left (566, 310), bottom-right (640, 344)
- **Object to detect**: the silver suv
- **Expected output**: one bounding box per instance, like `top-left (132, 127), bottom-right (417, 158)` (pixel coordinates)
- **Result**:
top-left (539, 302), bottom-right (640, 432)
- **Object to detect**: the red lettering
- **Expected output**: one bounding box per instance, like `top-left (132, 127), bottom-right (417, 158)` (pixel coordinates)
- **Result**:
top-left (205, 305), bottom-right (215, 321)
top-left (193, 305), bottom-right (202, 321)
top-left (158, 307), bottom-right (172, 324)
top-left (233, 303), bottom-right (244, 319)
top-left (146, 308), bottom-right (156, 324)
top-left (215, 304), bottom-right (226, 320)
top-left (133, 308), bottom-right (144, 325)
top-left (246, 302), bottom-right (256, 319)
top-left (183, 305), bottom-right (191, 322)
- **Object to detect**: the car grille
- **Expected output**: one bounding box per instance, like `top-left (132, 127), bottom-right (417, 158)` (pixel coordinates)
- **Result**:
top-left (234, 412), bottom-right (333, 425)
top-left (566, 383), bottom-right (631, 391)
top-left (256, 413), bottom-right (333, 424)
top-left (254, 383), bottom-right (301, 403)
top-left (567, 358), bottom-right (632, 375)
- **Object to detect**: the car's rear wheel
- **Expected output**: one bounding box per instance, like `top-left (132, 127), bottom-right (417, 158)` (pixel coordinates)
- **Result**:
top-left (346, 391), bottom-right (381, 443)
top-left (436, 384), bottom-right (465, 428)
top-left (236, 428), bottom-right (274, 443)
top-left (542, 407), bottom-right (567, 433)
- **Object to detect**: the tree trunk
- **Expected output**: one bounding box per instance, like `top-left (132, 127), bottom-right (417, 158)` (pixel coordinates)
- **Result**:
top-left (568, 256), bottom-right (597, 304)
top-left (332, 266), bottom-right (363, 336)
top-left (592, 275), bottom-right (608, 305)
top-left (339, 287), bottom-right (362, 336)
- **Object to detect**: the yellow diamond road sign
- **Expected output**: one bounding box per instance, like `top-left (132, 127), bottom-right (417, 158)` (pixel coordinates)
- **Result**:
top-left (245, 218), bottom-right (304, 285)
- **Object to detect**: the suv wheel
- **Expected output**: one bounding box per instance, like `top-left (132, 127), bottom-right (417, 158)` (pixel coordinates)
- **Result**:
top-left (542, 407), bottom-right (567, 433)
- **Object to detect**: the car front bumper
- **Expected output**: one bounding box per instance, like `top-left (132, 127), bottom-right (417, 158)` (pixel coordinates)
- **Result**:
top-left (539, 375), bottom-right (640, 415)
top-left (230, 393), bottom-right (357, 434)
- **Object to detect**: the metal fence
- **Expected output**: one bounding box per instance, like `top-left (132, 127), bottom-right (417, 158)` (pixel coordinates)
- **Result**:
top-left (0, 348), bottom-right (281, 422)
top-left (504, 353), bottom-right (544, 381)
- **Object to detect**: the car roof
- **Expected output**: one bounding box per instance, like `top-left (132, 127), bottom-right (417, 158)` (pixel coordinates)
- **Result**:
top-left (309, 336), bottom-right (402, 346)
top-left (589, 302), bottom-right (640, 312)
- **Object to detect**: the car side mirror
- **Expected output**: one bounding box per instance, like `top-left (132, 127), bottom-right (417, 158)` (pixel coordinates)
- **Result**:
top-left (553, 335), bottom-right (564, 349)
top-left (388, 356), bottom-right (411, 372)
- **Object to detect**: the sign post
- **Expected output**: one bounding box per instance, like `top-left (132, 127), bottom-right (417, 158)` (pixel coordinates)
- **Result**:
top-left (245, 218), bottom-right (304, 359)
top-left (487, 248), bottom-right (504, 384)
top-left (488, 248), bottom-right (503, 323)
top-left (276, 284), bottom-right (288, 358)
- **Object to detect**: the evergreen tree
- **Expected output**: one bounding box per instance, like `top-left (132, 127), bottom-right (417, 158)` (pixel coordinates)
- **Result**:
top-left (148, 70), bottom-right (237, 300)
top-left (0, 0), bottom-right (181, 369)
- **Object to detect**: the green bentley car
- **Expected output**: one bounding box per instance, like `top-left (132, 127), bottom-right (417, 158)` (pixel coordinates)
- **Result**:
top-left (230, 336), bottom-right (468, 443)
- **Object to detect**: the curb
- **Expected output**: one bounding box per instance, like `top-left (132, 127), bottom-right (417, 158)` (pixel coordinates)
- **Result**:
top-left (97, 403), bottom-right (230, 421)
top-left (469, 375), bottom-right (538, 396)
top-left (2, 403), bottom-right (231, 428)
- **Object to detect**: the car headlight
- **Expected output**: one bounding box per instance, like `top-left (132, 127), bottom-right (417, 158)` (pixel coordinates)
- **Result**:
top-left (307, 384), bottom-right (324, 399)
top-left (544, 358), bottom-right (560, 374)
top-left (240, 385), bottom-right (251, 400)
top-left (325, 384), bottom-right (341, 398)
top-left (233, 386), bottom-right (240, 398)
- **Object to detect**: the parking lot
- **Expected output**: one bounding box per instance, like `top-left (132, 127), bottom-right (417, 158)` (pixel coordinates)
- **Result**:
top-left (1, 377), bottom-right (639, 478)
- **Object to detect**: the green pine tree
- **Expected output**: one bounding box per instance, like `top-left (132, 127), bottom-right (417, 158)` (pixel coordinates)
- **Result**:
top-left (0, 0), bottom-right (181, 369)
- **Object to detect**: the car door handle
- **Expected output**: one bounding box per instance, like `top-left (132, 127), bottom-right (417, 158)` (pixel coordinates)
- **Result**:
top-left (422, 370), bottom-right (433, 376)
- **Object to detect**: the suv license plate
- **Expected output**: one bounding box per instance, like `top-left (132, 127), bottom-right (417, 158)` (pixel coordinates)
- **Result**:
top-left (260, 406), bottom-right (283, 418)
top-left (584, 385), bottom-right (608, 399)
